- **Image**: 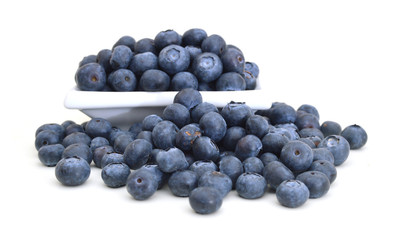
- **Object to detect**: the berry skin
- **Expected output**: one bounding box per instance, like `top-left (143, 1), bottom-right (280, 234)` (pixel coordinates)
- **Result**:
top-left (201, 34), bottom-right (226, 56)
top-left (75, 63), bottom-right (107, 91)
top-left (245, 62), bottom-right (259, 78)
top-left (128, 52), bottom-right (158, 77)
top-left (318, 135), bottom-right (350, 166)
top-left (85, 118), bottom-right (112, 139)
top-left (38, 144), bottom-right (65, 167)
top-left (192, 52), bottom-right (223, 83)
top-left (189, 160), bottom-right (218, 178)
top-left (168, 170), bottom-right (198, 197)
top-left (296, 171), bottom-right (330, 199)
top-left (192, 136), bottom-right (220, 162)
top-left (198, 171), bottom-right (232, 198)
top-left (151, 120), bottom-right (179, 150)
top-left (55, 156), bottom-right (91, 186)
top-left (236, 172), bottom-right (267, 199)
top-left (135, 38), bottom-right (157, 54)
top-left (320, 121), bottom-right (342, 137)
top-left (280, 140), bottom-right (313, 173)
top-left (262, 132), bottom-right (290, 157)
top-left (189, 187), bottom-right (223, 214)
top-left (62, 143), bottom-right (93, 165)
top-left (110, 45), bottom-right (133, 70)
top-left (171, 72), bottom-right (199, 91)
top-left (154, 29), bottom-right (182, 52)
top-left (269, 103), bottom-right (297, 125)
top-left (35, 130), bottom-right (60, 151)
top-left (276, 180), bottom-right (309, 208)
top-left (215, 72), bottom-right (246, 91)
top-left (35, 123), bottom-right (65, 141)
top-left (175, 123), bottom-right (201, 152)
top-left (199, 112), bottom-right (227, 143)
top-left (222, 126), bottom-right (247, 151)
top-left (297, 104), bottom-right (320, 121)
top-left (112, 35), bottom-right (136, 52)
top-left (158, 45), bottom-right (190, 75)
top-left (101, 162), bottom-right (131, 188)
top-left (220, 47), bottom-right (245, 74)
top-left (182, 28), bottom-right (207, 47)
top-left (107, 69), bottom-right (137, 91)
top-left (221, 102), bottom-right (253, 127)
top-left (126, 169), bottom-right (158, 200)
top-left (191, 102), bottom-right (219, 123)
top-left (156, 147), bottom-right (188, 173)
top-left (234, 135), bottom-right (262, 161)
top-left (101, 152), bottom-right (124, 169)
top-left (243, 157), bottom-right (264, 175)
top-left (309, 160), bottom-right (337, 183)
top-left (341, 124), bottom-right (368, 149)
top-left (219, 156), bottom-right (244, 186)
top-left (139, 69), bottom-right (170, 91)
top-left (263, 161), bottom-right (295, 191)
top-left (162, 103), bottom-right (191, 128)
top-left (123, 139), bottom-right (153, 170)
top-left (245, 115), bottom-right (270, 139)
top-left (173, 88), bottom-right (203, 110)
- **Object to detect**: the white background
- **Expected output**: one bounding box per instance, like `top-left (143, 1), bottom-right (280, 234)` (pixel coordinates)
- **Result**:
top-left (1, 0), bottom-right (400, 239)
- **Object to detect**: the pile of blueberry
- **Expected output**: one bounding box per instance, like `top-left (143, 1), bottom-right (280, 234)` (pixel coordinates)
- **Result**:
top-left (75, 28), bottom-right (259, 92)
top-left (35, 88), bottom-right (367, 214)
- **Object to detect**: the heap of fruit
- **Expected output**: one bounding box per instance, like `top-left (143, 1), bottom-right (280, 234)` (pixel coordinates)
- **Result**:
top-left (75, 28), bottom-right (259, 92)
top-left (35, 87), bottom-right (368, 214)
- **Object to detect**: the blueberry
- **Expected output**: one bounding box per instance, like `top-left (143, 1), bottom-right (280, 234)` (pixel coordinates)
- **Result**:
top-left (173, 88), bottom-right (203, 110)
top-left (320, 121), bottom-right (342, 137)
top-left (201, 34), bottom-right (226, 56)
top-left (142, 114), bottom-right (163, 131)
top-left (312, 148), bottom-right (335, 164)
top-left (158, 45), bottom-right (190, 75)
top-left (62, 143), bottom-right (93, 165)
top-left (65, 123), bottom-right (85, 136)
top-left (189, 160), bottom-right (218, 178)
top-left (61, 120), bottom-right (76, 130)
top-left (135, 38), bottom-right (157, 54)
top-left (220, 47), bottom-right (245, 74)
top-left (156, 147), bottom-right (188, 173)
top-left (262, 161), bottom-right (295, 190)
top-left (191, 102), bottom-right (219, 123)
top-left (123, 139), bottom-right (153, 170)
top-left (259, 152), bottom-right (279, 166)
top-left (126, 169), bottom-right (158, 200)
top-left (295, 111), bottom-right (320, 130)
top-left (182, 28), bottom-right (207, 47)
top-left (280, 140), bottom-right (313, 173)
top-left (243, 70), bottom-right (257, 90)
top-left (107, 69), bottom-right (137, 91)
top-left (62, 132), bottom-right (91, 148)
top-left (110, 45), bottom-right (133, 70)
top-left (341, 124), bottom-right (368, 149)
top-left (245, 115), bottom-right (270, 139)
top-left (171, 72), bottom-right (199, 91)
top-left (215, 72), bottom-right (246, 91)
top-left (101, 162), bottom-right (131, 188)
top-left (299, 128), bottom-right (324, 140)
top-left (139, 69), bottom-right (170, 91)
top-left (113, 133), bottom-right (134, 154)
top-left (243, 157), bottom-right (264, 175)
top-left (154, 29), bottom-right (182, 52)
top-left (245, 62), bottom-right (259, 78)
top-left (35, 123), bottom-right (65, 141)
top-left (79, 55), bottom-right (97, 67)
top-left (309, 160), bottom-right (337, 183)
top-left (128, 123), bottom-right (143, 138)
top-left (222, 126), bottom-right (247, 151)
top-left (175, 123), bottom-right (202, 151)
top-left (138, 164), bottom-right (167, 189)
top-left (96, 49), bottom-right (113, 74)
top-left (189, 187), bottom-right (223, 214)
top-left (221, 101), bottom-right (253, 127)
top-left (112, 35), bottom-right (136, 52)
top-left (38, 144), bottom-right (65, 167)
top-left (136, 131), bottom-right (153, 145)
top-left (192, 136), bottom-right (220, 162)
top-left (75, 63), bottom-right (107, 91)
top-left (269, 103), bottom-right (297, 125)
top-left (298, 104), bottom-right (320, 121)
top-left (151, 120), bottom-right (179, 150)
top-left (236, 172), bottom-right (267, 199)
top-left (198, 171), bottom-right (232, 197)
top-left (298, 137), bottom-right (317, 149)
top-left (93, 145), bottom-right (114, 168)
top-left (55, 156), bottom-right (91, 186)
top-left (168, 170), bottom-right (198, 197)
top-left (296, 171), bottom-right (330, 199)
top-left (219, 156), bottom-right (243, 186)
top-left (234, 135), bottom-right (262, 161)
top-left (197, 81), bottom-right (216, 91)
top-left (101, 152), bottom-right (124, 168)
top-left (199, 112), bottom-right (227, 143)
top-left (85, 118), bottom-right (112, 139)
top-left (185, 46), bottom-right (202, 64)
top-left (192, 52), bottom-right (223, 83)
top-left (35, 130), bottom-right (60, 150)
top-left (162, 103), bottom-right (191, 128)
top-left (276, 180), bottom-right (309, 208)
top-left (262, 132), bottom-right (290, 157)
top-left (90, 137), bottom-right (109, 152)
top-left (318, 135), bottom-right (350, 166)
top-left (269, 125), bottom-right (298, 141)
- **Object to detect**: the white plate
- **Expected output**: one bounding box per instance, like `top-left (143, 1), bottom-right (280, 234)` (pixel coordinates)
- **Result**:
top-left (64, 81), bottom-right (268, 128)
